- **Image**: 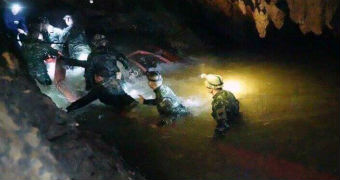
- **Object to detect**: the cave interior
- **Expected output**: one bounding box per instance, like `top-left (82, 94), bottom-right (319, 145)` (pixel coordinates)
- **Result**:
top-left (0, 0), bottom-right (339, 180)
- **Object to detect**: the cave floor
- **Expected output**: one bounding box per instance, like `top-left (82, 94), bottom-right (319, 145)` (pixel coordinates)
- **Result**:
top-left (72, 50), bottom-right (339, 180)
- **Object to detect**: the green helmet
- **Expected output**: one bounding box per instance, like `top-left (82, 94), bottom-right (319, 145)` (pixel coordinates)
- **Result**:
top-left (201, 73), bottom-right (224, 89)
top-left (146, 71), bottom-right (163, 82)
top-left (91, 34), bottom-right (109, 48)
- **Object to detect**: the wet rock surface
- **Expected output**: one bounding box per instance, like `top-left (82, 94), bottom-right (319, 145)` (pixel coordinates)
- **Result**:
top-left (0, 53), bottom-right (144, 180)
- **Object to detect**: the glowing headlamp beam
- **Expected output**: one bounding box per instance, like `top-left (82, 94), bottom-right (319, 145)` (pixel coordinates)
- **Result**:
top-left (11, 4), bottom-right (22, 13)
top-left (223, 80), bottom-right (242, 94)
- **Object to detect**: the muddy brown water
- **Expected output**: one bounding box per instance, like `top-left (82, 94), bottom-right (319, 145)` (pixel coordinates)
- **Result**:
top-left (69, 51), bottom-right (339, 180)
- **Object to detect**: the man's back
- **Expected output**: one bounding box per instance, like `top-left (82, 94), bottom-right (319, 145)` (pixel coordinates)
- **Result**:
top-left (154, 85), bottom-right (184, 115)
top-left (97, 78), bottom-right (135, 107)
top-left (212, 90), bottom-right (239, 120)
top-left (85, 46), bottom-right (129, 90)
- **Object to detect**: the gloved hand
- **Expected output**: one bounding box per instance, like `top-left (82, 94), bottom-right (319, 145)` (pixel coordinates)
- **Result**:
top-left (138, 95), bottom-right (145, 104)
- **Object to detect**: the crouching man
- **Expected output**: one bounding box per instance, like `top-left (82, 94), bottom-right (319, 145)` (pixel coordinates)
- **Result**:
top-left (139, 71), bottom-right (189, 127)
top-left (66, 65), bottom-right (137, 113)
top-left (201, 74), bottom-right (239, 138)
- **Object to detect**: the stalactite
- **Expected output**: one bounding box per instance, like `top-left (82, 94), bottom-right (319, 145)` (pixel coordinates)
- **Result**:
top-left (287, 0), bottom-right (339, 35)
top-left (300, 0), bottom-right (323, 34)
top-left (264, 1), bottom-right (285, 29)
top-left (202, 0), bottom-right (339, 37)
top-left (324, 0), bottom-right (339, 29)
top-left (253, 5), bottom-right (269, 38)
top-left (237, 0), bottom-right (247, 15)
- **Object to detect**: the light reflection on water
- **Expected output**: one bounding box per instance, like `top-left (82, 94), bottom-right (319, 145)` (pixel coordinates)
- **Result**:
top-left (43, 54), bottom-right (339, 179)
top-left (37, 55), bottom-right (339, 124)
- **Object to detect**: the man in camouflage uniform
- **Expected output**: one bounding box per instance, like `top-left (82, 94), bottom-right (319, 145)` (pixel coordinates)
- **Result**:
top-left (84, 34), bottom-right (130, 90)
top-left (62, 15), bottom-right (91, 60)
top-left (61, 34), bottom-right (131, 90)
top-left (20, 28), bottom-right (59, 85)
top-left (139, 71), bottom-right (189, 126)
top-left (201, 74), bottom-right (239, 138)
top-left (39, 17), bottom-right (64, 52)
top-left (66, 65), bottom-right (137, 112)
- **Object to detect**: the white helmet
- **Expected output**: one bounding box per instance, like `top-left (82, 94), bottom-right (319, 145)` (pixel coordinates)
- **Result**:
top-left (201, 73), bottom-right (224, 89)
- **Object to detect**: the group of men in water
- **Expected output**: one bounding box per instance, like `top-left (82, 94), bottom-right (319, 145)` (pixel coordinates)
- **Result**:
top-left (4, 4), bottom-right (239, 138)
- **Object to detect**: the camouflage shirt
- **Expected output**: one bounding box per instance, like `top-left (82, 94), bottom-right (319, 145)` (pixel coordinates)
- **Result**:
top-left (211, 90), bottom-right (239, 123)
top-left (21, 38), bottom-right (59, 85)
top-left (62, 26), bottom-right (91, 59)
top-left (41, 27), bottom-right (64, 52)
top-left (144, 85), bottom-right (187, 116)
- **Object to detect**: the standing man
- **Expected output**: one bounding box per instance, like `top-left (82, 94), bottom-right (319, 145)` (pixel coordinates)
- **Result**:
top-left (3, 3), bottom-right (27, 36)
top-left (201, 74), bottom-right (239, 138)
top-left (139, 71), bottom-right (189, 127)
top-left (3, 2), bottom-right (28, 47)
top-left (62, 15), bottom-right (91, 61)
top-left (39, 17), bottom-right (64, 52)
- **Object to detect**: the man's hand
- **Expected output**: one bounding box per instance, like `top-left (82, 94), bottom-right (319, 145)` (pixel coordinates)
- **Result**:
top-left (51, 44), bottom-right (58, 49)
top-left (17, 28), bottom-right (27, 35)
top-left (14, 21), bottom-right (19, 25)
top-left (116, 72), bottom-right (122, 80)
top-left (138, 95), bottom-right (145, 104)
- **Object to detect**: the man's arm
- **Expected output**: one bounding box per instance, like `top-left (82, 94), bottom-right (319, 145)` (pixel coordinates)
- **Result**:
top-left (59, 56), bottom-right (89, 68)
top-left (66, 89), bottom-right (98, 112)
top-left (212, 101), bottom-right (227, 122)
top-left (84, 56), bottom-right (95, 90)
top-left (19, 16), bottom-right (28, 33)
top-left (47, 45), bottom-right (60, 57)
top-left (144, 99), bottom-right (157, 105)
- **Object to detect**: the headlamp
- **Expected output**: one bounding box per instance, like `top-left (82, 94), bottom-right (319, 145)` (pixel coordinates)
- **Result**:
top-left (11, 3), bottom-right (22, 14)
